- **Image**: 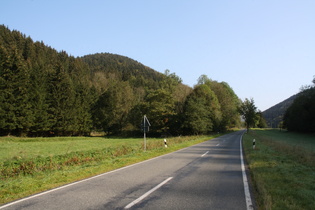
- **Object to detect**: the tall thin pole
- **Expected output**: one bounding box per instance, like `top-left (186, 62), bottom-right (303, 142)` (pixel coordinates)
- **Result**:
top-left (144, 132), bottom-right (146, 151)
top-left (144, 115), bottom-right (146, 151)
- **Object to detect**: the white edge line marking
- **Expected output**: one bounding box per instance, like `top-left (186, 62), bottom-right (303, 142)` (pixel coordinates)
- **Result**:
top-left (240, 132), bottom-right (254, 210)
top-left (201, 151), bottom-right (209, 157)
top-left (124, 177), bottom-right (173, 209)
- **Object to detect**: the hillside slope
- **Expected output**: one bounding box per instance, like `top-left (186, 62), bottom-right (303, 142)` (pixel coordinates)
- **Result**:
top-left (81, 53), bottom-right (165, 92)
top-left (262, 94), bottom-right (298, 128)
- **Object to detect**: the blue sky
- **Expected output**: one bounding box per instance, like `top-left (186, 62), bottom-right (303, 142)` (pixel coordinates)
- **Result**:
top-left (1, 0), bottom-right (314, 111)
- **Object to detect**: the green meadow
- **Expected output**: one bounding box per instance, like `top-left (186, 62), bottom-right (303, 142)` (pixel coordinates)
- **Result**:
top-left (243, 129), bottom-right (315, 209)
top-left (4, 130), bottom-right (314, 208)
top-left (0, 134), bottom-right (219, 205)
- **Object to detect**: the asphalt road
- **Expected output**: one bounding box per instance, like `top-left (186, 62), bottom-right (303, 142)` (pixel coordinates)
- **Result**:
top-left (1, 130), bottom-right (253, 210)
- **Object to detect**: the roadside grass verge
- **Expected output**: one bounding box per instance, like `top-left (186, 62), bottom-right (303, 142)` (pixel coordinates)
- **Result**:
top-left (0, 134), bottom-right (220, 205)
top-left (243, 129), bottom-right (315, 209)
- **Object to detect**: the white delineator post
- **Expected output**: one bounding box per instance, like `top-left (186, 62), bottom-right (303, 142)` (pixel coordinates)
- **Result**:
top-left (253, 139), bottom-right (256, 149)
top-left (164, 139), bottom-right (167, 148)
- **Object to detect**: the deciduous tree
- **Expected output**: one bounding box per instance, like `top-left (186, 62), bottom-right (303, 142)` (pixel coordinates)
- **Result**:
top-left (183, 84), bottom-right (221, 135)
top-left (239, 98), bottom-right (257, 132)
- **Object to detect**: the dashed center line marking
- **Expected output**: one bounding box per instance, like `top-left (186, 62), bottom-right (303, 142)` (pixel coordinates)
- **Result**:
top-left (201, 151), bottom-right (209, 157)
top-left (216, 143), bottom-right (220, 146)
top-left (124, 177), bottom-right (173, 209)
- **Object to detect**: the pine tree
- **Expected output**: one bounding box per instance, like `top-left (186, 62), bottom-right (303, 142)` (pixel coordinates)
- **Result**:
top-left (48, 57), bottom-right (76, 136)
top-left (29, 62), bottom-right (52, 136)
top-left (0, 46), bottom-right (33, 136)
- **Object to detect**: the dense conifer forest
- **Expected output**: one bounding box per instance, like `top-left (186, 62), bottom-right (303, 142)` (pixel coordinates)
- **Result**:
top-left (0, 25), bottom-right (241, 136)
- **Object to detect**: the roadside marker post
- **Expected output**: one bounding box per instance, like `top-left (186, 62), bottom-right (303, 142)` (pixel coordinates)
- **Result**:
top-left (164, 139), bottom-right (168, 148)
top-left (253, 139), bottom-right (256, 149)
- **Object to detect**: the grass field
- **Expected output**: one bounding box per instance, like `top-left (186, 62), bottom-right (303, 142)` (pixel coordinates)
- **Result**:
top-left (0, 134), bottom-right (220, 205)
top-left (243, 129), bottom-right (315, 209)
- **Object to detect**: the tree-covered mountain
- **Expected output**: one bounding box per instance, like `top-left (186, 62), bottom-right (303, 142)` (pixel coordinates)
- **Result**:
top-left (262, 94), bottom-right (298, 128)
top-left (0, 25), bottom-right (241, 136)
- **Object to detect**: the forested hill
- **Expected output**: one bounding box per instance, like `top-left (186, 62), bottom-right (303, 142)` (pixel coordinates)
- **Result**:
top-left (262, 94), bottom-right (298, 128)
top-left (82, 53), bottom-right (164, 89)
top-left (0, 25), bottom-right (241, 137)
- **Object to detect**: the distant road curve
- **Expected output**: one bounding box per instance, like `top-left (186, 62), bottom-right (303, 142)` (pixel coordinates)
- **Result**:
top-left (1, 130), bottom-right (254, 210)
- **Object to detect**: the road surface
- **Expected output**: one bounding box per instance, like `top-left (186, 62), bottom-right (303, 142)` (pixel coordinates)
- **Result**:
top-left (1, 130), bottom-right (254, 210)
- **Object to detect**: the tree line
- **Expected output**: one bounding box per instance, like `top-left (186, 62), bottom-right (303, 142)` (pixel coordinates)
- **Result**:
top-left (0, 25), bottom-right (242, 137)
top-left (283, 77), bottom-right (315, 133)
